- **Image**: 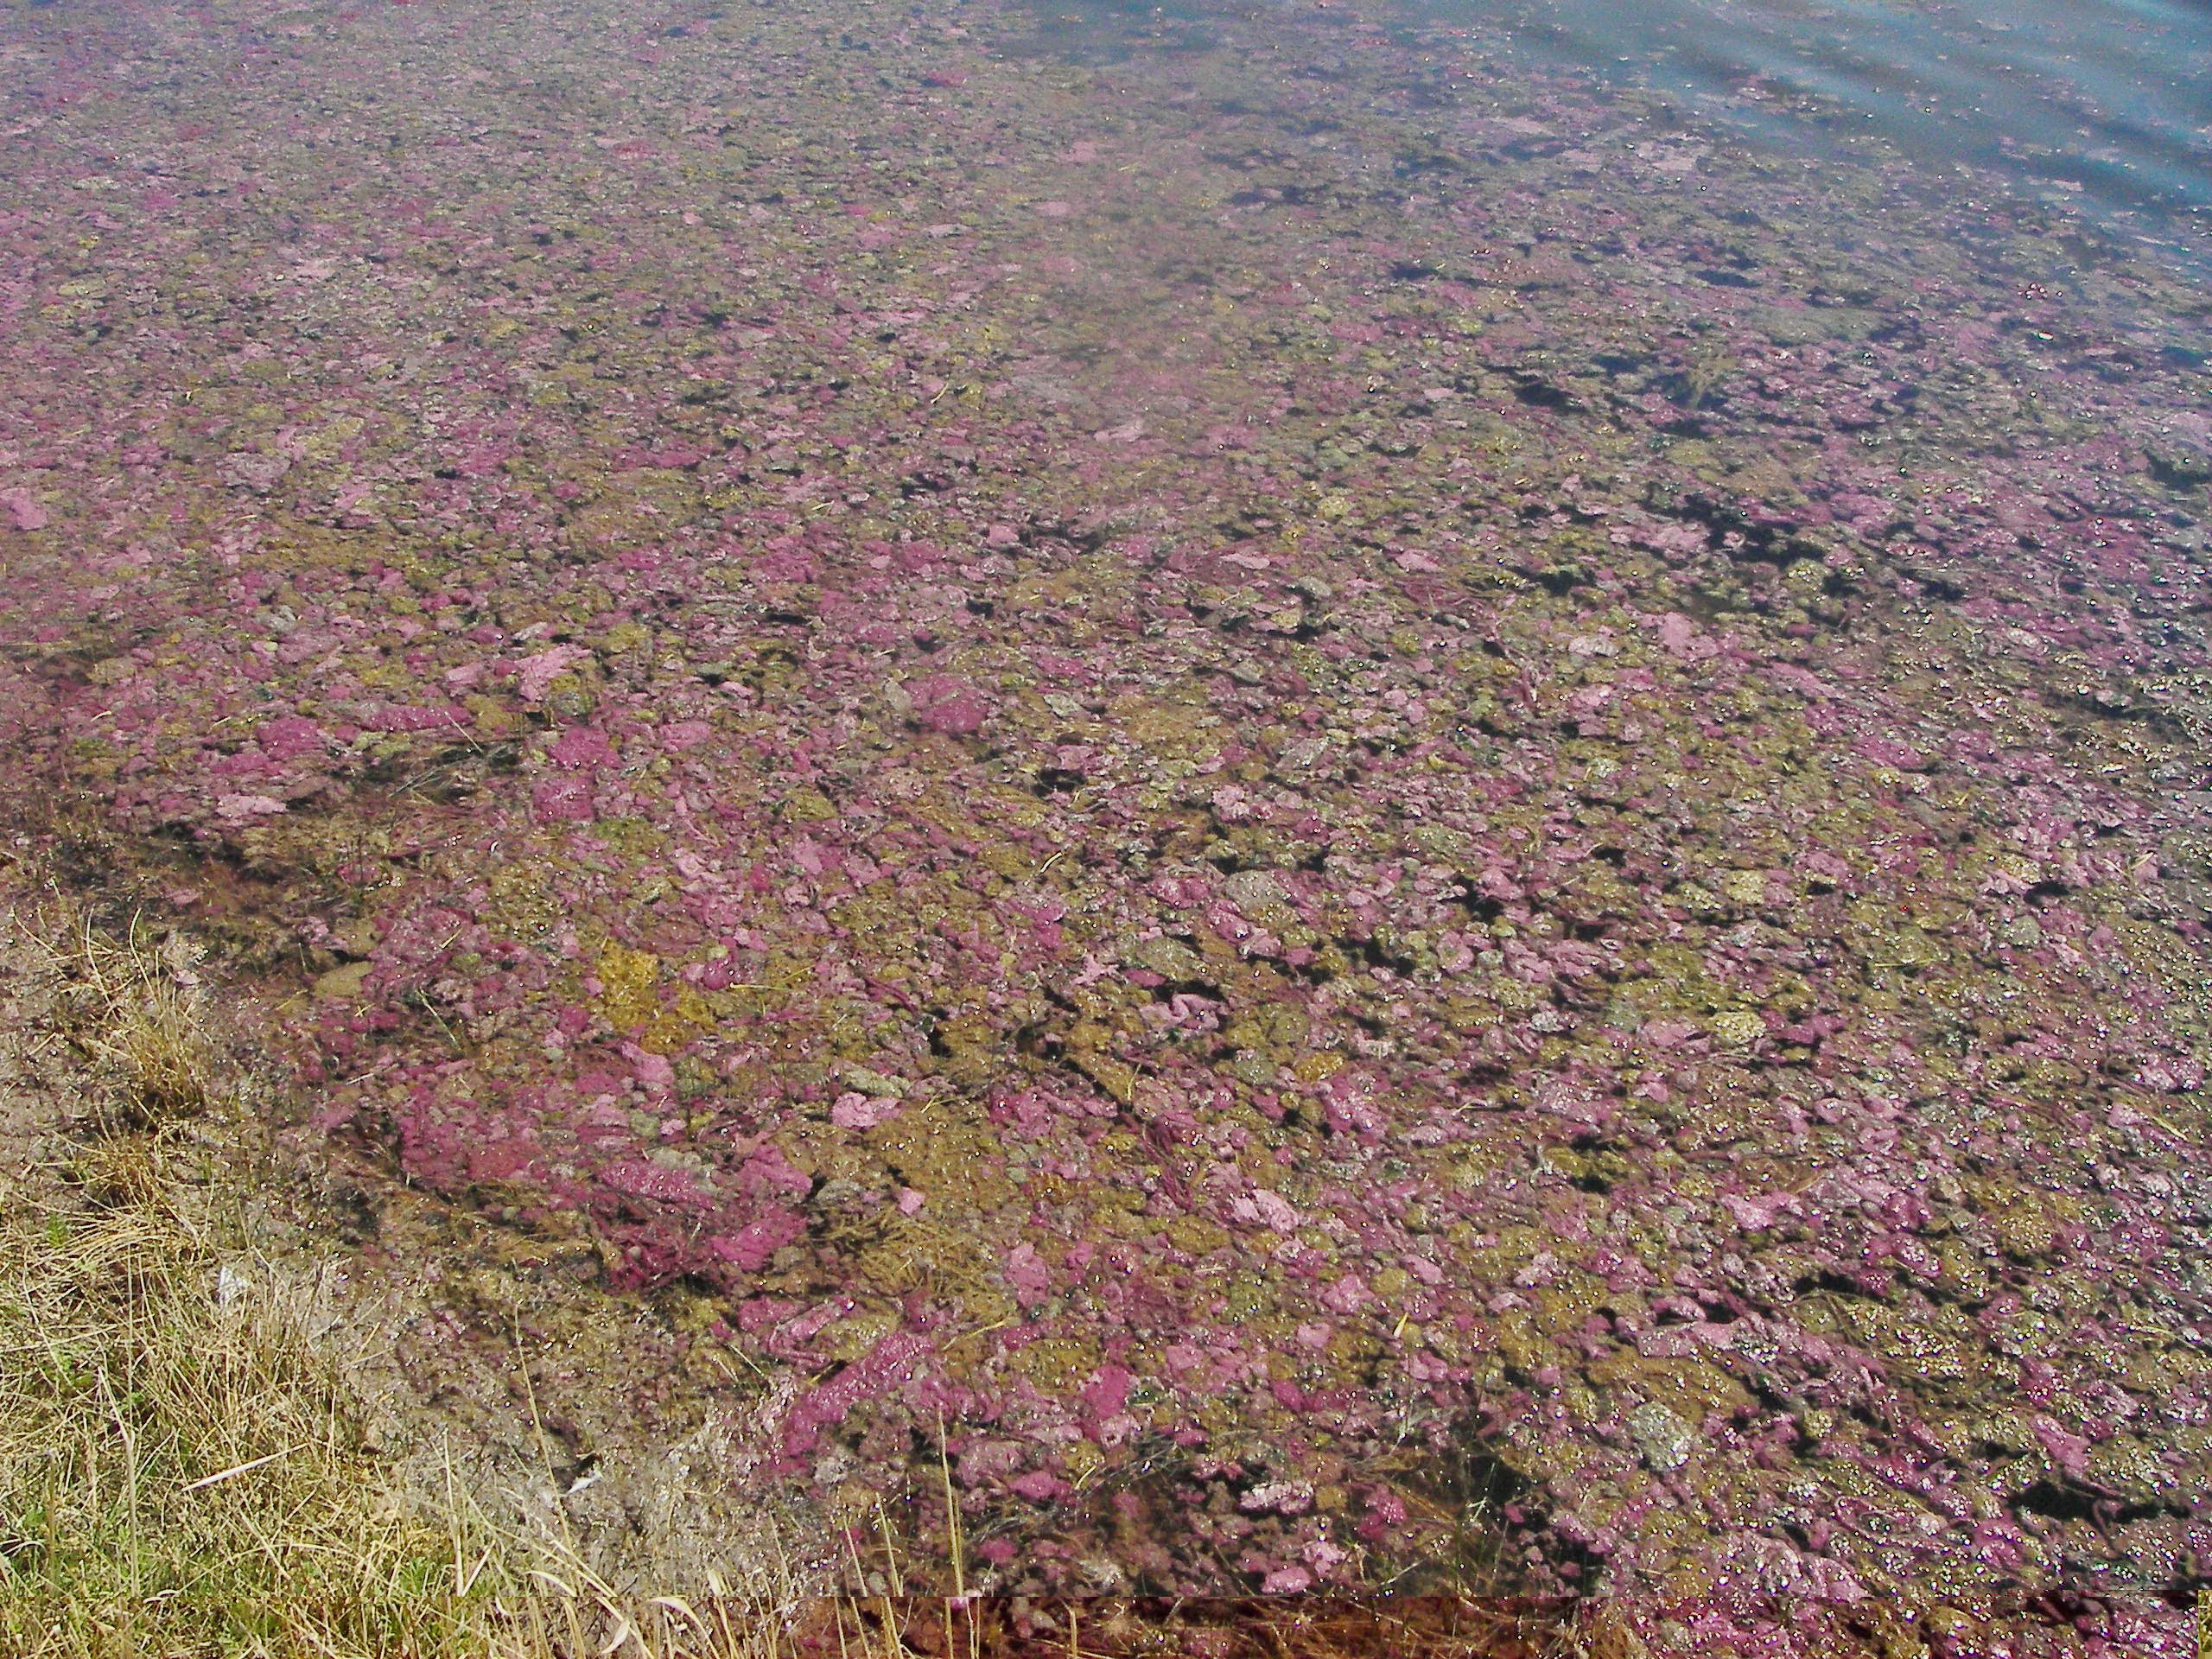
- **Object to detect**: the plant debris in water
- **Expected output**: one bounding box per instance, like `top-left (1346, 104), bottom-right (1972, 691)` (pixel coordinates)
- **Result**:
top-left (0, 0), bottom-right (2207, 1650)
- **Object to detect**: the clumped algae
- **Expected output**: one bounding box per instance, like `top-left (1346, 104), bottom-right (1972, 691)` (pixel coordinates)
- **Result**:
top-left (0, 0), bottom-right (2208, 1650)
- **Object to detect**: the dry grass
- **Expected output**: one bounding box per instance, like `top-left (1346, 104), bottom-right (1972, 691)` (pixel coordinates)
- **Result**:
top-left (0, 902), bottom-right (816, 1659)
top-left (0, 1138), bottom-right (486, 1656)
top-left (40, 909), bottom-right (216, 1128)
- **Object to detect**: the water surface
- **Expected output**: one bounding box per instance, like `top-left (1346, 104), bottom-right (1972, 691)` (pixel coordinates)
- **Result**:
top-left (1485, 0), bottom-right (2212, 224)
top-left (1027, 0), bottom-right (2212, 259)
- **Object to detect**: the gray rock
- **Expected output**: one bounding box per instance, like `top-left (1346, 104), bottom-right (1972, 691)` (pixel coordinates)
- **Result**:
top-left (1627, 1402), bottom-right (1694, 1472)
top-left (1224, 868), bottom-right (1287, 912)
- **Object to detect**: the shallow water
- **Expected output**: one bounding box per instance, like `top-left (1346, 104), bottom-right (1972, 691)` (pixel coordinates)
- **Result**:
top-left (1454, 0), bottom-right (2212, 232)
top-left (0, 0), bottom-right (2207, 1646)
top-left (1027, 0), bottom-right (2212, 257)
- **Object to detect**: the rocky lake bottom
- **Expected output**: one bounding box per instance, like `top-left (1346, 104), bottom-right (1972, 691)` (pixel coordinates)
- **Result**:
top-left (1, 0), bottom-right (2209, 1650)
